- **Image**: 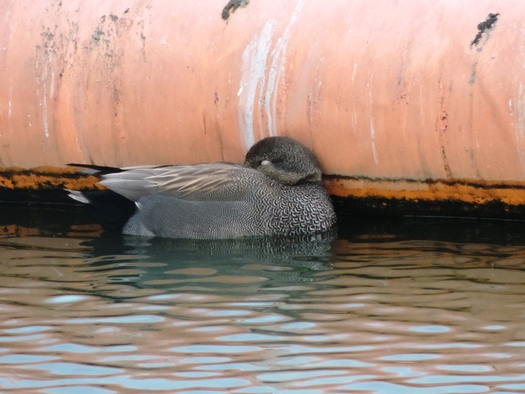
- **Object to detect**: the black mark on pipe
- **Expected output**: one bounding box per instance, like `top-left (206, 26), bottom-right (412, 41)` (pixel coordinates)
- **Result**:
top-left (222, 0), bottom-right (250, 20)
top-left (471, 13), bottom-right (500, 46)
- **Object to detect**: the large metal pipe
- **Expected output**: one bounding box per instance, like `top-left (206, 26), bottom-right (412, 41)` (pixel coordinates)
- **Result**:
top-left (1, 1), bottom-right (524, 217)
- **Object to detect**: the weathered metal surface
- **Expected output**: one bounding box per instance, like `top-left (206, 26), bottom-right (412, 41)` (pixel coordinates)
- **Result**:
top-left (0, 1), bottom-right (524, 217)
top-left (0, 166), bottom-right (100, 202)
top-left (0, 166), bottom-right (524, 220)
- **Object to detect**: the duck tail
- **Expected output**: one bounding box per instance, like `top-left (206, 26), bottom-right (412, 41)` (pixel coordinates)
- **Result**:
top-left (67, 163), bottom-right (125, 175)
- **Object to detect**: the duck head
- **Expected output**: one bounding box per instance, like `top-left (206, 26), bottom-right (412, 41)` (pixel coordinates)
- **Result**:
top-left (244, 136), bottom-right (323, 185)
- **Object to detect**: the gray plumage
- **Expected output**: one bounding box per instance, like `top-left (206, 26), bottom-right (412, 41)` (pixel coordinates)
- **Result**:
top-left (70, 136), bottom-right (336, 239)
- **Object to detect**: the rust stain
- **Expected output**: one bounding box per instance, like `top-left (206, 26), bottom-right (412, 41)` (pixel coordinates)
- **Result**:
top-left (0, 166), bottom-right (101, 200)
top-left (2, 166), bottom-right (525, 220)
top-left (437, 79), bottom-right (452, 178)
top-left (324, 176), bottom-right (525, 206)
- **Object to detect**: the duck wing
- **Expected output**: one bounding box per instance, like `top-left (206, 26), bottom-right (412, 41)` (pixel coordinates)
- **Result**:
top-left (99, 163), bottom-right (264, 203)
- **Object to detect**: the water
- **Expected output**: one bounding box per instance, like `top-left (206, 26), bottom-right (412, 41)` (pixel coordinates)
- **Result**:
top-left (0, 205), bottom-right (525, 393)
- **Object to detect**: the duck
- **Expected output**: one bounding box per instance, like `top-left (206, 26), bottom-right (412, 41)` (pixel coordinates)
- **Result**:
top-left (67, 136), bottom-right (336, 239)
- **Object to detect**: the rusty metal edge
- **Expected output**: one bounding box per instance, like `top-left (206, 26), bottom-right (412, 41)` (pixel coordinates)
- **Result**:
top-left (0, 166), bottom-right (102, 204)
top-left (1, 166), bottom-right (524, 220)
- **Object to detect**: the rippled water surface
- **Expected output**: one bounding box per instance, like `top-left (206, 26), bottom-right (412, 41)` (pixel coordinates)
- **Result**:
top-left (1, 205), bottom-right (525, 393)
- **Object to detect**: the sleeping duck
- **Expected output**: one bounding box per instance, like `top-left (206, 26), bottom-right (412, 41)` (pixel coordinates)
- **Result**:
top-left (67, 136), bottom-right (336, 239)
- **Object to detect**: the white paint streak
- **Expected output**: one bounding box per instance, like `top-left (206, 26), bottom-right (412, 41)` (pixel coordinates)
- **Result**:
top-left (239, 21), bottom-right (276, 148)
top-left (265, 0), bottom-right (305, 136)
top-left (239, 0), bottom-right (305, 148)
top-left (516, 83), bottom-right (525, 170)
top-left (41, 54), bottom-right (50, 139)
top-left (8, 85), bottom-right (12, 119)
top-left (35, 32), bottom-right (55, 140)
top-left (517, 84), bottom-right (525, 138)
top-left (351, 63), bottom-right (358, 85)
top-left (369, 88), bottom-right (379, 165)
top-left (36, 53), bottom-right (51, 139)
top-left (50, 70), bottom-right (55, 98)
top-left (42, 94), bottom-right (49, 139)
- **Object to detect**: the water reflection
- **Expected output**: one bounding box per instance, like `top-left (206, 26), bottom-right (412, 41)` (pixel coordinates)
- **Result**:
top-left (0, 205), bottom-right (524, 392)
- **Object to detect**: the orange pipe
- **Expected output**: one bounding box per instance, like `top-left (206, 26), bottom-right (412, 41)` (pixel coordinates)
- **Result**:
top-left (0, 1), bottom-right (524, 217)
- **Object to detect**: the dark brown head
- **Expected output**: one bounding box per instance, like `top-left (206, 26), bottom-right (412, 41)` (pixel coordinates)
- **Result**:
top-left (244, 136), bottom-right (323, 185)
